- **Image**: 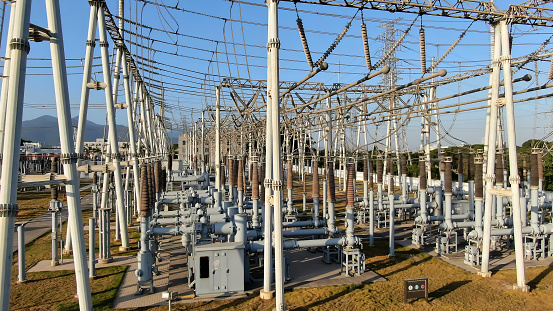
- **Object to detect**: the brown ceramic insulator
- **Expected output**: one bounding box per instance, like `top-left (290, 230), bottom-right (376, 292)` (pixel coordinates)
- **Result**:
top-left (148, 164), bottom-right (155, 208)
top-left (376, 159), bottom-right (383, 184)
top-left (167, 153), bottom-right (173, 172)
top-left (538, 152), bottom-right (544, 181)
top-left (495, 153), bottom-right (503, 185)
top-left (440, 155), bottom-right (445, 172)
top-left (51, 185), bottom-right (58, 200)
top-left (232, 159), bottom-right (239, 188)
top-left (475, 157), bottom-right (484, 198)
top-left (220, 164), bottom-right (226, 186)
top-left (400, 155), bottom-right (407, 176)
top-left (389, 175), bottom-right (394, 194)
top-left (419, 157), bottom-right (427, 190)
top-left (312, 159), bottom-right (320, 198)
top-left (92, 172), bottom-right (97, 185)
top-left (194, 156), bottom-right (198, 171)
top-left (468, 152), bottom-right (475, 181)
top-left (458, 152), bottom-right (464, 175)
top-left (251, 161), bottom-right (259, 199)
top-left (139, 166), bottom-right (149, 215)
top-left (327, 162), bottom-right (336, 202)
top-left (228, 158), bottom-right (234, 187)
top-left (346, 163), bottom-right (355, 206)
top-left (287, 159), bottom-right (293, 189)
top-left (444, 158), bottom-right (452, 193)
top-left (259, 163), bottom-right (266, 201)
top-left (363, 158), bottom-right (368, 182)
top-left (161, 168), bottom-right (167, 192)
top-left (531, 152), bottom-right (539, 188)
top-left (154, 161), bottom-right (161, 194)
top-left (237, 158), bottom-right (244, 191)
top-left (368, 160), bottom-right (374, 189)
top-left (387, 158), bottom-right (393, 175)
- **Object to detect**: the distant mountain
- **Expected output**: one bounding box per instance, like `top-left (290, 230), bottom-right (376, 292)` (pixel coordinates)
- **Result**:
top-left (21, 115), bottom-right (129, 146)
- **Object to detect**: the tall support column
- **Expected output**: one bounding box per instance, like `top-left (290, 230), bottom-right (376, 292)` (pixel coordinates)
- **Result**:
top-left (0, 1), bottom-right (31, 309)
top-left (480, 23), bottom-right (501, 278)
top-left (201, 110), bottom-right (206, 174)
top-left (499, 20), bottom-right (527, 292)
top-left (267, 1), bottom-right (284, 309)
top-left (75, 2), bottom-right (98, 159)
top-left (98, 7), bottom-right (129, 250)
top-left (46, 0), bottom-right (93, 308)
top-left (215, 86), bottom-right (221, 192)
top-left (122, 53), bottom-right (140, 217)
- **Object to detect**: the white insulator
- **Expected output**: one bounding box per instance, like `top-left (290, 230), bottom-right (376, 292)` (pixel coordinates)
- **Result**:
top-left (297, 18), bottom-right (314, 68)
top-left (429, 31), bottom-right (466, 73)
top-left (547, 58), bottom-right (553, 80)
top-left (361, 23), bottom-right (371, 70)
top-left (419, 28), bottom-right (426, 74)
top-left (316, 21), bottom-right (351, 67)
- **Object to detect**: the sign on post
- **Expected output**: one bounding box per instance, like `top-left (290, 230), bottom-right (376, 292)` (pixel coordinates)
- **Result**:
top-left (404, 278), bottom-right (428, 303)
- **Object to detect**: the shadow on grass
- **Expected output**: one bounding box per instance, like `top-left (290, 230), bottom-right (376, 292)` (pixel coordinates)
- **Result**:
top-left (204, 296), bottom-right (256, 311)
top-left (429, 280), bottom-right (471, 301)
top-left (294, 284), bottom-right (364, 311)
top-left (528, 264), bottom-right (553, 289)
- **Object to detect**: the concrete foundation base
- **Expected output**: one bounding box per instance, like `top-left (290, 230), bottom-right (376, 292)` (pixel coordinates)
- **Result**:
top-left (260, 290), bottom-right (275, 300)
top-left (119, 246), bottom-right (131, 252)
top-left (99, 258), bottom-right (113, 264)
top-left (513, 284), bottom-right (530, 292)
top-left (478, 271), bottom-right (492, 278)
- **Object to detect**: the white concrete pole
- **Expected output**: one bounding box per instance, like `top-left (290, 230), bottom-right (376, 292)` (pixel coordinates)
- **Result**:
top-left (122, 53), bottom-right (140, 219)
top-left (201, 110), bottom-right (206, 174)
top-left (267, 1), bottom-right (284, 309)
top-left (98, 8), bottom-right (129, 250)
top-left (0, 1), bottom-right (31, 309)
top-left (46, 0), bottom-right (94, 307)
top-left (0, 2), bottom-right (16, 169)
top-left (74, 2), bottom-right (98, 158)
top-left (499, 20), bottom-right (527, 291)
top-left (215, 86), bottom-right (221, 191)
top-left (480, 24), bottom-right (501, 278)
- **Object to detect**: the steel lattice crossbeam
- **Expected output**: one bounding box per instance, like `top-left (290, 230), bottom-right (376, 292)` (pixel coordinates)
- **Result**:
top-left (278, 0), bottom-right (553, 27)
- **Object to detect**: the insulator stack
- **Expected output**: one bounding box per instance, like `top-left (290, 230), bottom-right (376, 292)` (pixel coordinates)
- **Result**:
top-left (444, 157), bottom-right (452, 194)
top-left (458, 152), bottom-right (463, 175)
top-left (154, 161), bottom-right (161, 194)
top-left (92, 172), bottom-right (97, 185)
top-left (388, 159), bottom-right (394, 193)
top-left (468, 152), bottom-right (475, 181)
top-left (419, 157), bottom-right (427, 190)
top-left (361, 23), bottom-right (371, 70)
top-left (140, 166), bottom-right (149, 216)
top-left (51, 185), bottom-right (58, 200)
top-left (538, 151), bottom-right (544, 181)
top-left (475, 156), bottom-right (484, 199)
top-left (238, 158), bottom-right (244, 191)
top-left (259, 163), bottom-right (266, 202)
top-left (232, 159), bottom-right (239, 188)
top-left (167, 154), bottom-right (172, 172)
top-left (221, 164), bottom-right (226, 187)
top-left (312, 159), bottom-right (320, 198)
top-left (297, 18), bottom-right (314, 68)
top-left (387, 158), bottom-right (393, 176)
top-left (363, 158), bottom-right (368, 182)
top-left (161, 169), bottom-right (167, 192)
top-left (327, 162), bottom-right (336, 202)
top-left (389, 175), bottom-right (394, 194)
top-left (346, 163), bottom-right (355, 206)
top-left (148, 164), bottom-right (154, 208)
top-left (315, 21), bottom-right (352, 67)
top-left (376, 158), bottom-right (383, 184)
top-left (228, 158), bottom-right (235, 187)
top-left (252, 161), bottom-right (259, 200)
top-left (51, 157), bottom-right (58, 174)
top-left (495, 152), bottom-right (503, 185)
top-left (548, 57), bottom-right (553, 80)
top-left (400, 155), bottom-right (407, 176)
top-left (287, 159), bottom-right (293, 189)
top-left (419, 28), bottom-right (426, 73)
top-left (193, 156), bottom-right (198, 172)
top-left (531, 151), bottom-right (539, 188)
top-left (368, 160), bottom-right (374, 189)
top-left (440, 155), bottom-right (445, 173)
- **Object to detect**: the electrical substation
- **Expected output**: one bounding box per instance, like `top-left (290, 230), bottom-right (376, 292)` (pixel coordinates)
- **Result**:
top-left (3, 0), bottom-right (553, 310)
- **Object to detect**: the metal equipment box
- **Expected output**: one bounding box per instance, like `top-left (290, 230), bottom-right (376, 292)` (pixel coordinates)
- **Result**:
top-left (192, 242), bottom-right (245, 296)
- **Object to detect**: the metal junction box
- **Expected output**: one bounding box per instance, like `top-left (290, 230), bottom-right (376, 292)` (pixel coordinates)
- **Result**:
top-left (192, 242), bottom-right (245, 296)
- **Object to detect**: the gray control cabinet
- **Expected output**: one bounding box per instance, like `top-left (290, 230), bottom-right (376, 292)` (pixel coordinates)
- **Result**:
top-left (192, 242), bottom-right (245, 296)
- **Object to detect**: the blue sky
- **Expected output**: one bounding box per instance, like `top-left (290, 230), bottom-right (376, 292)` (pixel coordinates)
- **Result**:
top-left (13, 0), bottom-right (553, 150)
